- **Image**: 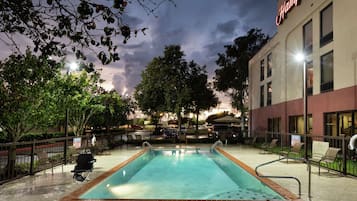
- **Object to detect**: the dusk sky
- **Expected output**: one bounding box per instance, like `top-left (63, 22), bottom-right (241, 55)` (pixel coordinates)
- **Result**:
top-left (101, 0), bottom-right (278, 110)
top-left (0, 0), bottom-right (278, 111)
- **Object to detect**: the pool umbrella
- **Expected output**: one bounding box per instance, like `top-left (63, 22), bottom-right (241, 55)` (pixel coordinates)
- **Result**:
top-left (213, 116), bottom-right (240, 124)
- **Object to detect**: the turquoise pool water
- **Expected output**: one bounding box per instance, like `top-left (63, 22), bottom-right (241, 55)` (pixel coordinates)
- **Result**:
top-left (80, 149), bottom-right (285, 200)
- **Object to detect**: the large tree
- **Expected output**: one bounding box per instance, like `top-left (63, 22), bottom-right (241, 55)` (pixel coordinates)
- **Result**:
top-left (0, 50), bottom-right (61, 176)
top-left (134, 57), bottom-right (166, 129)
top-left (56, 70), bottom-right (105, 136)
top-left (135, 45), bottom-right (218, 132)
top-left (214, 28), bottom-right (269, 129)
top-left (186, 61), bottom-right (218, 131)
top-left (0, 0), bottom-right (174, 64)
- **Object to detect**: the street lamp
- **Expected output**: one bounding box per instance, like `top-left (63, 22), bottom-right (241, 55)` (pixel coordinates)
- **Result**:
top-left (295, 53), bottom-right (308, 160)
top-left (64, 61), bottom-right (78, 164)
top-left (296, 52), bottom-right (313, 198)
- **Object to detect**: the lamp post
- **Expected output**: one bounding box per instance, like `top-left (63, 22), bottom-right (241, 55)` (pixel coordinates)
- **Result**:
top-left (64, 62), bottom-right (78, 164)
top-left (296, 53), bottom-right (312, 198)
top-left (295, 53), bottom-right (308, 160)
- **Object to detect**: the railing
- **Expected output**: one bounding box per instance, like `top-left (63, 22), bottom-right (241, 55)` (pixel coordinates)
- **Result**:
top-left (255, 157), bottom-right (302, 198)
top-left (251, 131), bottom-right (357, 176)
top-left (210, 140), bottom-right (223, 152)
top-left (0, 131), bottom-right (125, 184)
top-left (142, 141), bottom-right (152, 149)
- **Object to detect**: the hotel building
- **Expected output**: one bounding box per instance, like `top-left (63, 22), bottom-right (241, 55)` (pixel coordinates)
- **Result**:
top-left (249, 0), bottom-right (357, 138)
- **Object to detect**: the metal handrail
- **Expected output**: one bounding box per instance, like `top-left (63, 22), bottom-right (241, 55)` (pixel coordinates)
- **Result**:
top-left (142, 141), bottom-right (152, 149)
top-left (255, 157), bottom-right (302, 198)
top-left (210, 140), bottom-right (223, 152)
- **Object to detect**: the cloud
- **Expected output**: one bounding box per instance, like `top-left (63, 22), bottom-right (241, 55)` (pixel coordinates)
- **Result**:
top-left (216, 20), bottom-right (240, 35)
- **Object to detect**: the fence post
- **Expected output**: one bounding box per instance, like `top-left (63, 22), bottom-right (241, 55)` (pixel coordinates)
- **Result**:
top-left (341, 134), bottom-right (347, 175)
top-left (29, 140), bottom-right (35, 175)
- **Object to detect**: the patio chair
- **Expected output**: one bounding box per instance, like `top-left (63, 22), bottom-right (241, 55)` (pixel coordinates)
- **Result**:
top-left (260, 139), bottom-right (278, 153)
top-left (317, 147), bottom-right (341, 175)
top-left (71, 152), bottom-right (96, 182)
top-left (279, 142), bottom-right (304, 163)
top-left (310, 141), bottom-right (329, 175)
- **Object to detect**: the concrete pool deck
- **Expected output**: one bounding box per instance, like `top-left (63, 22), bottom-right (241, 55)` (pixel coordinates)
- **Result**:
top-left (0, 144), bottom-right (356, 201)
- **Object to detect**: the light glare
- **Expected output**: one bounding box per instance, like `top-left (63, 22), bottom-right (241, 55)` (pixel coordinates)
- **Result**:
top-left (295, 53), bottom-right (305, 62)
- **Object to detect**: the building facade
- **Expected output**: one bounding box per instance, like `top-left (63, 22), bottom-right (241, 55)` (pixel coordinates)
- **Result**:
top-left (249, 0), bottom-right (357, 137)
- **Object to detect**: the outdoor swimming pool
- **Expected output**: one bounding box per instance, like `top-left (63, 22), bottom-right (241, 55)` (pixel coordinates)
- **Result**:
top-left (67, 148), bottom-right (294, 200)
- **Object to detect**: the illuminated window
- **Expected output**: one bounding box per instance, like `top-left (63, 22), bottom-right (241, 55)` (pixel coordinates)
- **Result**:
top-left (320, 3), bottom-right (333, 46)
top-left (289, 115), bottom-right (312, 134)
top-left (339, 112), bottom-right (353, 136)
top-left (320, 51), bottom-right (333, 92)
top-left (325, 113), bottom-right (337, 136)
top-left (267, 53), bottom-right (272, 77)
top-left (260, 59), bottom-right (265, 81)
top-left (267, 82), bottom-right (272, 106)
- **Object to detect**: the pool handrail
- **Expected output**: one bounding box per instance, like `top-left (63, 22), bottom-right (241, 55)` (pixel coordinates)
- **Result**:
top-left (210, 140), bottom-right (223, 152)
top-left (142, 141), bottom-right (152, 149)
top-left (255, 157), bottom-right (303, 198)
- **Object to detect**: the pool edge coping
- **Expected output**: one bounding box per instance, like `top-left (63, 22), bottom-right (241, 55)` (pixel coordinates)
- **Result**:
top-left (60, 149), bottom-right (147, 201)
top-left (216, 147), bottom-right (300, 201)
top-left (61, 147), bottom-right (301, 201)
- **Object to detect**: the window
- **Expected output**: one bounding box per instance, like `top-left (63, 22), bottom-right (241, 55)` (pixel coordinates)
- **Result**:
top-left (325, 111), bottom-right (357, 137)
top-left (320, 51), bottom-right (333, 92)
top-left (260, 59), bottom-right (265, 81)
top-left (267, 82), bottom-right (272, 106)
top-left (260, 85), bottom-right (264, 107)
top-left (325, 113), bottom-right (337, 136)
top-left (320, 3), bottom-right (333, 46)
top-left (307, 61), bottom-right (313, 96)
top-left (339, 112), bottom-right (353, 136)
top-left (289, 115), bottom-right (312, 134)
top-left (267, 53), bottom-right (272, 77)
top-left (268, 118), bottom-right (280, 132)
top-left (303, 20), bottom-right (313, 54)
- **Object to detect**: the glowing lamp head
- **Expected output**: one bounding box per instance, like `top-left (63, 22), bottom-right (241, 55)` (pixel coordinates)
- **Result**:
top-left (295, 53), bottom-right (305, 62)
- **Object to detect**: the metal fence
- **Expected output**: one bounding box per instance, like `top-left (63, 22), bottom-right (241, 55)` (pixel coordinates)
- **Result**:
top-left (0, 130), bottom-right (126, 184)
top-left (252, 131), bottom-right (357, 176)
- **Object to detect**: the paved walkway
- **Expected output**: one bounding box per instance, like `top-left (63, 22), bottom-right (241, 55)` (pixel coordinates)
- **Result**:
top-left (0, 144), bottom-right (356, 201)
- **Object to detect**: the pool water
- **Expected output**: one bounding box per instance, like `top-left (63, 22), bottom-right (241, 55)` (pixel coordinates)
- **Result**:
top-left (80, 149), bottom-right (284, 200)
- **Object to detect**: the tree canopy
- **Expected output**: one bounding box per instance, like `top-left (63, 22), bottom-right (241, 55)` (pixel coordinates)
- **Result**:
top-left (89, 90), bottom-right (135, 130)
top-left (0, 0), bottom-right (174, 64)
top-left (135, 45), bottom-right (218, 130)
top-left (0, 50), bottom-right (61, 142)
top-left (214, 28), bottom-right (269, 112)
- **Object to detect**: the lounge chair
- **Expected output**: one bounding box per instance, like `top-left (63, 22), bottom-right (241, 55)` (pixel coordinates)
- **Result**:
top-left (260, 139), bottom-right (278, 153)
top-left (279, 142), bottom-right (304, 163)
top-left (310, 141), bottom-right (329, 175)
top-left (318, 147), bottom-right (341, 175)
top-left (71, 152), bottom-right (96, 182)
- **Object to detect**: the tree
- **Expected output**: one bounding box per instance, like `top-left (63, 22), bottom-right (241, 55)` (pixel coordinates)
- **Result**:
top-left (134, 57), bottom-right (166, 129)
top-left (160, 45), bottom-right (191, 132)
top-left (186, 61), bottom-right (218, 131)
top-left (56, 70), bottom-right (105, 136)
top-left (0, 50), bottom-right (61, 176)
top-left (0, 0), bottom-right (174, 64)
top-left (135, 45), bottom-right (217, 133)
top-left (89, 90), bottom-right (135, 131)
top-left (214, 28), bottom-right (269, 129)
